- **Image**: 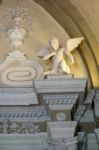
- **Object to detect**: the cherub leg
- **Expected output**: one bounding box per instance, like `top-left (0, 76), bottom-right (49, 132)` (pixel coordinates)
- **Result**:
top-left (44, 61), bottom-right (58, 75)
top-left (44, 70), bottom-right (51, 75)
top-left (61, 60), bottom-right (70, 73)
top-left (51, 59), bottom-right (59, 73)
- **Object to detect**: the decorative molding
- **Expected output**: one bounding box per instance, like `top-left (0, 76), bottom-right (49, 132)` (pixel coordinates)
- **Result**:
top-left (0, 51), bottom-right (43, 86)
top-left (1, 121), bottom-right (41, 134)
top-left (0, 87), bottom-right (38, 105)
top-left (34, 78), bottom-right (87, 93)
top-left (0, 106), bottom-right (50, 122)
top-left (0, 133), bottom-right (49, 150)
top-left (56, 112), bottom-right (66, 121)
top-left (43, 94), bottom-right (78, 105)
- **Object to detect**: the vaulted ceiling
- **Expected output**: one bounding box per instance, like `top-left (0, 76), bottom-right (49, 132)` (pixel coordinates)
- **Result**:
top-left (0, 0), bottom-right (99, 88)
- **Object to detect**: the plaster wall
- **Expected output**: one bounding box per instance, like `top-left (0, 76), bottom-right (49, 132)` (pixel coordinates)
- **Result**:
top-left (0, 0), bottom-right (69, 64)
top-left (70, 0), bottom-right (99, 41)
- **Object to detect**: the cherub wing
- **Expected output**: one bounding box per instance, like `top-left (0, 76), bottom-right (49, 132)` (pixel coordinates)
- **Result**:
top-left (67, 37), bottom-right (84, 52)
top-left (37, 46), bottom-right (50, 58)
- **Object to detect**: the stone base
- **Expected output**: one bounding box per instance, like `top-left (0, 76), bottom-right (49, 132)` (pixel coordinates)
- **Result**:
top-left (44, 73), bottom-right (74, 79)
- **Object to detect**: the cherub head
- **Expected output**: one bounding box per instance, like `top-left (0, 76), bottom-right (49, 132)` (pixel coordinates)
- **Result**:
top-left (49, 37), bottom-right (59, 51)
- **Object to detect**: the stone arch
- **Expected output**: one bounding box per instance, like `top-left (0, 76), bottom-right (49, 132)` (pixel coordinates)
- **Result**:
top-left (34, 0), bottom-right (99, 88)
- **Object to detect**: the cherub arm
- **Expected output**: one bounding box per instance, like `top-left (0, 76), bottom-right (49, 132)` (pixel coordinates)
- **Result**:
top-left (64, 50), bottom-right (74, 64)
top-left (43, 51), bottom-right (56, 60)
top-left (37, 46), bottom-right (50, 58)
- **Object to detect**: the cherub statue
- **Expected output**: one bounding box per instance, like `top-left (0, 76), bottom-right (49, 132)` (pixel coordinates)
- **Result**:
top-left (37, 37), bottom-right (84, 74)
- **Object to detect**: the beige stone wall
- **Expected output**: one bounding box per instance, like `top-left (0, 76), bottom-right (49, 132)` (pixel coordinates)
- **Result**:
top-left (0, 0), bottom-right (69, 64)
top-left (70, 0), bottom-right (99, 41)
top-left (0, 0), bottom-right (99, 87)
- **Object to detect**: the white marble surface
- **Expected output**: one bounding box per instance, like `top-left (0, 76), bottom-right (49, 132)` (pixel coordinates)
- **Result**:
top-left (0, 51), bottom-right (43, 86)
top-left (34, 78), bottom-right (87, 93)
top-left (74, 105), bottom-right (86, 121)
top-left (84, 89), bottom-right (95, 104)
top-left (0, 133), bottom-right (48, 150)
top-left (0, 87), bottom-right (38, 105)
top-left (80, 108), bottom-right (95, 122)
top-left (87, 134), bottom-right (98, 150)
top-left (0, 106), bottom-right (50, 122)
